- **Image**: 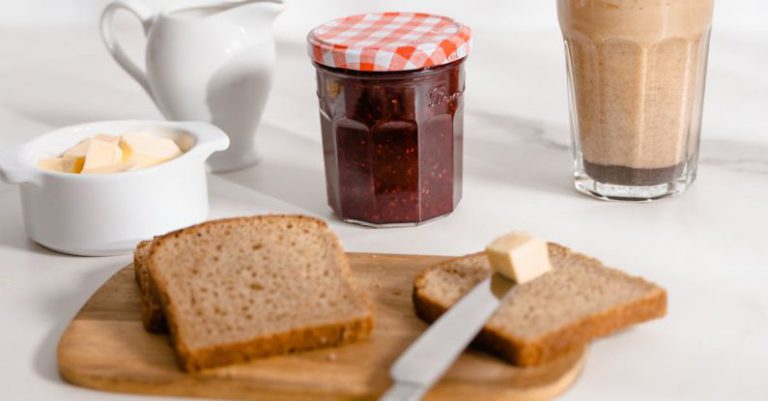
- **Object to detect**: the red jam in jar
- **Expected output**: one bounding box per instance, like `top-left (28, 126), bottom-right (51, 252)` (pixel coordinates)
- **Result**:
top-left (308, 12), bottom-right (471, 226)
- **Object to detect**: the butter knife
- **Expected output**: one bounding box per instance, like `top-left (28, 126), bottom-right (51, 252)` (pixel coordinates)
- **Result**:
top-left (379, 273), bottom-right (515, 401)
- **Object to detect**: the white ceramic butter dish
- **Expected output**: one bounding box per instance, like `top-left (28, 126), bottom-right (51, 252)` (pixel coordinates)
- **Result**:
top-left (0, 120), bottom-right (229, 256)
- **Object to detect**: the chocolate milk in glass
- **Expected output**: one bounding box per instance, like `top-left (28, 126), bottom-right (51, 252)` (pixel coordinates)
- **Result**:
top-left (558, 0), bottom-right (714, 200)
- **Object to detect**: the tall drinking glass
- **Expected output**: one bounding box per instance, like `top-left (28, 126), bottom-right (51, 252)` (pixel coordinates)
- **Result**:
top-left (558, 0), bottom-right (714, 200)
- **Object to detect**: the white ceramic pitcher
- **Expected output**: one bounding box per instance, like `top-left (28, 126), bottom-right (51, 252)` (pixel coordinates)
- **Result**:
top-left (101, 0), bottom-right (283, 172)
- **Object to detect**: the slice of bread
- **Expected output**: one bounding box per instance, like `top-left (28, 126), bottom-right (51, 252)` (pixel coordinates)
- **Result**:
top-left (413, 243), bottom-right (666, 367)
top-left (146, 215), bottom-right (374, 371)
top-left (133, 239), bottom-right (167, 333)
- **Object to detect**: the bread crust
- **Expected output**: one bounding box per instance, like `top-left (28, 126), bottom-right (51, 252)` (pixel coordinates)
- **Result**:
top-left (176, 315), bottom-right (374, 371)
top-left (133, 240), bottom-right (148, 287)
top-left (133, 239), bottom-right (167, 333)
top-left (146, 214), bottom-right (374, 371)
top-left (413, 244), bottom-right (667, 367)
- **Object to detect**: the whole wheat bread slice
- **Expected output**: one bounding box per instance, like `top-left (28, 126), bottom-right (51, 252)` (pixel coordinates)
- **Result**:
top-left (133, 240), bottom-right (167, 333)
top-left (413, 243), bottom-right (666, 367)
top-left (147, 215), bottom-right (373, 371)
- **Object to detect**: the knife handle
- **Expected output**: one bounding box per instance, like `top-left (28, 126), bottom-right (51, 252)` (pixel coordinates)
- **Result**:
top-left (379, 382), bottom-right (428, 401)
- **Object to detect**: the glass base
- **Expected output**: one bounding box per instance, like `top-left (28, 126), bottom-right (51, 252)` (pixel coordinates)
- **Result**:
top-left (574, 171), bottom-right (693, 202)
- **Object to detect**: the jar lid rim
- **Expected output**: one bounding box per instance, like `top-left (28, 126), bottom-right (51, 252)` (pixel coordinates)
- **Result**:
top-left (307, 12), bottom-right (472, 72)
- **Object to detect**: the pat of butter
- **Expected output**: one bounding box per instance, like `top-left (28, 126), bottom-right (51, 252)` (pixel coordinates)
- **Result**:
top-left (61, 137), bottom-right (120, 173)
top-left (119, 132), bottom-right (182, 168)
top-left (81, 160), bottom-right (137, 174)
top-left (37, 157), bottom-right (84, 173)
top-left (62, 139), bottom-right (90, 158)
top-left (485, 232), bottom-right (552, 284)
top-left (81, 139), bottom-right (123, 173)
top-left (93, 133), bottom-right (120, 144)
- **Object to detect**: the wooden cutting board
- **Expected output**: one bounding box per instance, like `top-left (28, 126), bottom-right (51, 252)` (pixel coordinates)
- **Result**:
top-left (57, 253), bottom-right (586, 401)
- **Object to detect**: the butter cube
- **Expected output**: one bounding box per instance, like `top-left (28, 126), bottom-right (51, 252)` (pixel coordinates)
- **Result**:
top-left (37, 158), bottom-right (64, 172)
top-left (37, 157), bottom-right (84, 173)
top-left (119, 132), bottom-right (182, 168)
top-left (93, 133), bottom-right (121, 144)
top-left (62, 135), bottom-right (119, 157)
top-left (485, 232), bottom-right (552, 284)
top-left (81, 160), bottom-right (137, 174)
top-left (60, 140), bottom-right (89, 171)
top-left (62, 139), bottom-right (91, 158)
top-left (80, 139), bottom-right (123, 173)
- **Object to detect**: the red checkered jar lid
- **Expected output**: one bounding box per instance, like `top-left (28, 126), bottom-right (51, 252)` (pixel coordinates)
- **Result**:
top-left (307, 12), bottom-right (472, 72)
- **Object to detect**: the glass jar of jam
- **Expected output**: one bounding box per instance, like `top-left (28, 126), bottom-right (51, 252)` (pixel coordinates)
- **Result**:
top-left (308, 12), bottom-right (472, 227)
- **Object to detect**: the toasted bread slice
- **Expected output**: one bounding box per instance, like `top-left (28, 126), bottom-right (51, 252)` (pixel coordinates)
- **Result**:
top-left (133, 239), bottom-right (167, 333)
top-left (413, 243), bottom-right (666, 366)
top-left (147, 215), bottom-right (373, 371)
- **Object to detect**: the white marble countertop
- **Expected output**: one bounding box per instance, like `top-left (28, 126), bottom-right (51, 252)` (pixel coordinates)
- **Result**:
top-left (0, 19), bottom-right (767, 401)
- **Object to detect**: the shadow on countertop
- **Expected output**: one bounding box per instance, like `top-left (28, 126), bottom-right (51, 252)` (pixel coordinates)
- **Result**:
top-left (0, 196), bottom-right (129, 386)
top-left (0, 188), bottom-right (67, 256)
top-left (213, 122), bottom-right (332, 218)
top-left (32, 259), bottom-right (126, 386)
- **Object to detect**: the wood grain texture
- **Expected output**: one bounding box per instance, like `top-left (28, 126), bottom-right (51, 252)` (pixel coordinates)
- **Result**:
top-left (57, 253), bottom-right (586, 401)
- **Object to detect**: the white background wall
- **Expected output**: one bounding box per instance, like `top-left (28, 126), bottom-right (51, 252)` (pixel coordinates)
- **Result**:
top-left (0, 0), bottom-right (765, 143)
top-left (1, 0), bottom-right (766, 36)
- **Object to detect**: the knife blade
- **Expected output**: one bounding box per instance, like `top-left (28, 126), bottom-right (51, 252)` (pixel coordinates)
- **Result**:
top-left (380, 273), bottom-right (515, 401)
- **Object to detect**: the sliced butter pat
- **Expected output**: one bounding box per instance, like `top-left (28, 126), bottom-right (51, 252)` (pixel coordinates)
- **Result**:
top-left (119, 132), bottom-right (182, 168)
top-left (61, 138), bottom-right (102, 173)
top-left (93, 133), bottom-right (120, 144)
top-left (37, 156), bottom-right (84, 173)
top-left (37, 158), bottom-right (63, 172)
top-left (80, 139), bottom-right (123, 173)
top-left (63, 135), bottom-right (119, 158)
top-left (62, 139), bottom-right (91, 158)
top-left (485, 232), bottom-right (552, 284)
top-left (81, 160), bottom-right (137, 174)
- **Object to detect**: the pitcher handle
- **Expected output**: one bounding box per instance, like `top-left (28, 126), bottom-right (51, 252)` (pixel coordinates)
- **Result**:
top-left (100, 0), bottom-right (156, 99)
